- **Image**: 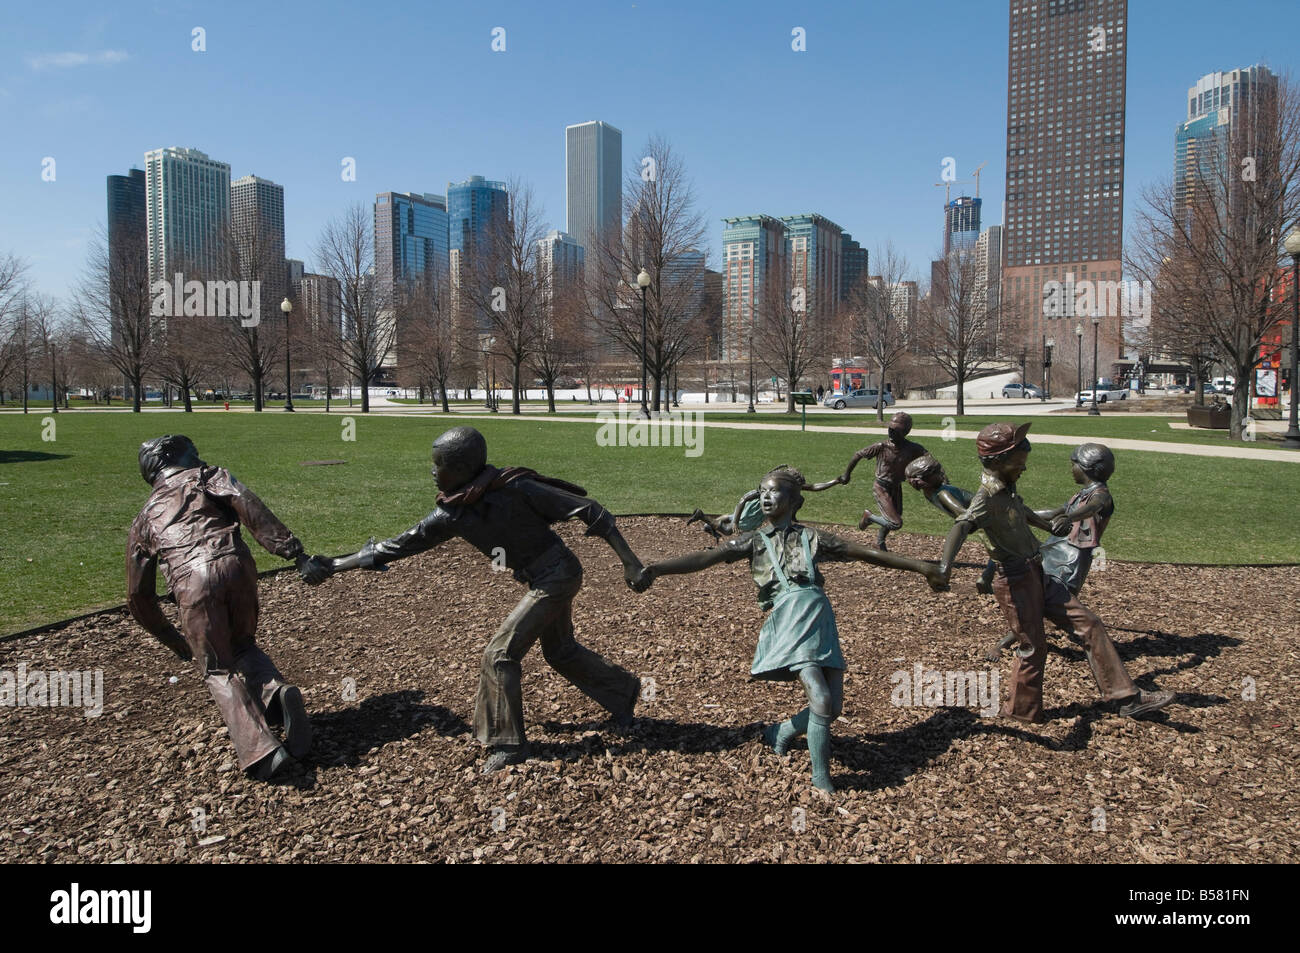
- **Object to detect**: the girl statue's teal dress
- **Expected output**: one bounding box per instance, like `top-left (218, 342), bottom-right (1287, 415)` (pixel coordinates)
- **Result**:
top-left (739, 525), bottom-right (847, 680)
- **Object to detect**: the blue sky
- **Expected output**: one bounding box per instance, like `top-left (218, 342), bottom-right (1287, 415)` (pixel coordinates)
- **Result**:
top-left (1, 0), bottom-right (1296, 300)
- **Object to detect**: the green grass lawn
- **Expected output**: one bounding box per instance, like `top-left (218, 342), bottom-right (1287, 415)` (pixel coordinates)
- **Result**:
top-left (2, 412), bottom-right (1297, 635)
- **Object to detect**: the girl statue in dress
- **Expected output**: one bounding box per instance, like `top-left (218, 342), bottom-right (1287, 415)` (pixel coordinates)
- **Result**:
top-left (634, 466), bottom-right (946, 792)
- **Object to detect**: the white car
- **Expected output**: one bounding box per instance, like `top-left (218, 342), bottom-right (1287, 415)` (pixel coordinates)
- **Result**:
top-left (1075, 383), bottom-right (1130, 403)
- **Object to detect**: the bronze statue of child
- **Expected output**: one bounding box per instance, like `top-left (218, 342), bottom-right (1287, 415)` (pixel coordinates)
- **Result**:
top-left (635, 466), bottom-right (946, 792)
top-left (686, 473), bottom-right (845, 540)
top-left (984, 442), bottom-right (1118, 659)
top-left (903, 453), bottom-right (997, 595)
top-left (840, 411), bottom-right (927, 550)
top-left (933, 423), bottom-right (1173, 724)
top-left (127, 435), bottom-right (313, 782)
top-left (300, 426), bottom-right (644, 774)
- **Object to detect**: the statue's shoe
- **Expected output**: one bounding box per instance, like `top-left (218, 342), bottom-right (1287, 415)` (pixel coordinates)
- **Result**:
top-left (278, 686), bottom-right (312, 758)
top-left (251, 746), bottom-right (295, 782)
top-left (481, 743), bottom-right (531, 774)
top-left (1119, 690), bottom-right (1175, 719)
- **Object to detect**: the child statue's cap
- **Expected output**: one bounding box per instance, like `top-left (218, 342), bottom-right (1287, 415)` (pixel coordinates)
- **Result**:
top-left (976, 421), bottom-right (1032, 457)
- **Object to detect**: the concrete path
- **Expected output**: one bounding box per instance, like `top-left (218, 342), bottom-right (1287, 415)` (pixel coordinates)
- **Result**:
top-left (349, 408), bottom-right (1300, 463)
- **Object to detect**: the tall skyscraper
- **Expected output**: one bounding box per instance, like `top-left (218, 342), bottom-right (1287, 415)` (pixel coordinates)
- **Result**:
top-left (1002, 0), bottom-right (1128, 367)
top-left (1175, 65), bottom-right (1278, 223)
top-left (447, 175), bottom-right (509, 329)
top-left (781, 213), bottom-right (844, 328)
top-left (107, 167), bottom-right (147, 307)
top-left (108, 168), bottom-right (146, 261)
top-left (974, 225), bottom-right (1004, 356)
top-left (231, 174), bottom-right (286, 326)
top-left (286, 258), bottom-right (305, 299)
top-left (722, 215), bottom-right (788, 361)
top-left (566, 121), bottom-right (622, 273)
top-left (144, 147), bottom-right (231, 283)
top-left (944, 196), bottom-right (982, 255)
top-left (536, 230), bottom-right (585, 311)
top-left (841, 233), bottom-right (869, 300)
top-left (374, 191), bottom-right (450, 301)
top-left (299, 273), bottom-right (342, 337)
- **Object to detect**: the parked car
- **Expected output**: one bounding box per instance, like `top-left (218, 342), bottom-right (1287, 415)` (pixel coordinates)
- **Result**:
top-left (1075, 382), bottom-right (1130, 403)
top-left (822, 388), bottom-right (896, 410)
top-left (1001, 382), bottom-right (1045, 399)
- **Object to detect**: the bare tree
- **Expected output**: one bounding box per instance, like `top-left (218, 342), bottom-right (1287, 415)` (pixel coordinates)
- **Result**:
top-left (0, 253), bottom-right (31, 405)
top-left (459, 179), bottom-right (548, 415)
top-left (221, 215), bottom-right (285, 412)
top-left (27, 295), bottom-right (67, 411)
top-left (917, 245), bottom-right (1005, 416)
top-left (851, 243), bottom-right (914, 420)
top-left (399, 271), bottom-right (457, 414)
top-left (313, 204), bottom-right (392, 414)
top-left (69, 227), bottom-right (159, 412)
top-left (585, 137), bottom-right (709, 413)
top-left (1127, 72), bottom-right (1300, 438)
top-left (753, 270), bottom-right (821, 413)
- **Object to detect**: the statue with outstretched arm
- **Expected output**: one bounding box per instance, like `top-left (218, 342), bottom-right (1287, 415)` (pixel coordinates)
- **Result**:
top-left (635, 466), bottom-right (945, 793)
top-left (301, 426), bottom-right (644, 774)
top-left (932, 422), bottom-right (1172, 725)
top-left (840, 411), bottom-right (927, 551)
top-left (127, 435), bottom-right (314, 782)
top-left (686, 471), bottom-right (845, 540)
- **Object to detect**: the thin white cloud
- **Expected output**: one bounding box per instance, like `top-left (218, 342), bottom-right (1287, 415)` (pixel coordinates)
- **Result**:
top-left (26, 50), bottom-right (129, 71)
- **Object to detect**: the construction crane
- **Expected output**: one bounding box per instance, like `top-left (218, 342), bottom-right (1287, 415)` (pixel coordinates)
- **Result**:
top-left (934, 160), bottom-right (989, 203)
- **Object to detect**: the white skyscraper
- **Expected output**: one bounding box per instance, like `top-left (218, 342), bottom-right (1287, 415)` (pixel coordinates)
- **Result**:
top-left (144, 147), bottom-right (231, 284)
top-left (565, 120), bottom-right (622, 274)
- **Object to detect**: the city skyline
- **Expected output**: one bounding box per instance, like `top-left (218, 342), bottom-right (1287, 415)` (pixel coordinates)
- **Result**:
top-left (2, 0), bottom-right (1297, 305)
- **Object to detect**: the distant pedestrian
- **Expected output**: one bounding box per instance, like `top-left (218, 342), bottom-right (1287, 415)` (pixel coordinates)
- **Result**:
top-left (816, 385), bottom-right (825, 401)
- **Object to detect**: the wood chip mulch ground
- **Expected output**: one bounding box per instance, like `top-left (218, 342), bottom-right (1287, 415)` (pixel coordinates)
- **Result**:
top-left (1, 518), bottom-right (1294, 863)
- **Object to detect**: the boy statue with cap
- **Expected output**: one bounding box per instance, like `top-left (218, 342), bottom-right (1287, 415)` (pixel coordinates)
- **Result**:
top-left (299, 426), bottom-right (644, 773)
top-left (127, 435), bottom-right (314, 781)
top-left (840, 411), bottom-right (927, 550)
top-left (985, 442), bottom-right (1118, 659)
top-left (934, 422), bottom-right (1174, 723)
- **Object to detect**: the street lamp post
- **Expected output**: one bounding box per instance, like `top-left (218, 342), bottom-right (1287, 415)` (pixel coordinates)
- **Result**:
top-left (1044, 336), bottom-right (1054, 402)
top-left (1282, 231), bottom-right (1300, 448)
top-left (1089, 311), bottom-right (1101, 416)
top-left (1075, 323), bottom-right (1083, 409)
top-left (747, 326), bottom-right (756, 413)
top-left (637, 269), bottom-right (651, 419)
top-left (280, 298), bottom-right (294, 412)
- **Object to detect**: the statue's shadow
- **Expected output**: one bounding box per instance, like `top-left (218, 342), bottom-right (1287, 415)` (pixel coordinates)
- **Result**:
top-left (282, 689), bottom-right (469, 788)
top-left (537, 716), bottom-right (754, 760)
top-left (0, 450), bottom-right (71, 464)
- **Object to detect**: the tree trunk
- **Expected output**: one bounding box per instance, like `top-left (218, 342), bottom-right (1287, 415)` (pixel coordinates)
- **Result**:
top-left (511, 358), bottom-right (522, 414)
top-left (546, 383), bottom-right (555, 413)
top-left (182, 386), bottom-right (193, 412)
top-left (132, 373), bottom-right (142, 412)
top-left (361, 373), bottom-right (370, 413)
top-left (956, 362), bottom-right (966, 416)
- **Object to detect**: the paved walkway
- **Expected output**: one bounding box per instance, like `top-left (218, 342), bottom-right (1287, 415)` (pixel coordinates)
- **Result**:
top-left (356, 408), bottom-right (1300, 463)
top-left (5, 404), bottom-right (1296, 462)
